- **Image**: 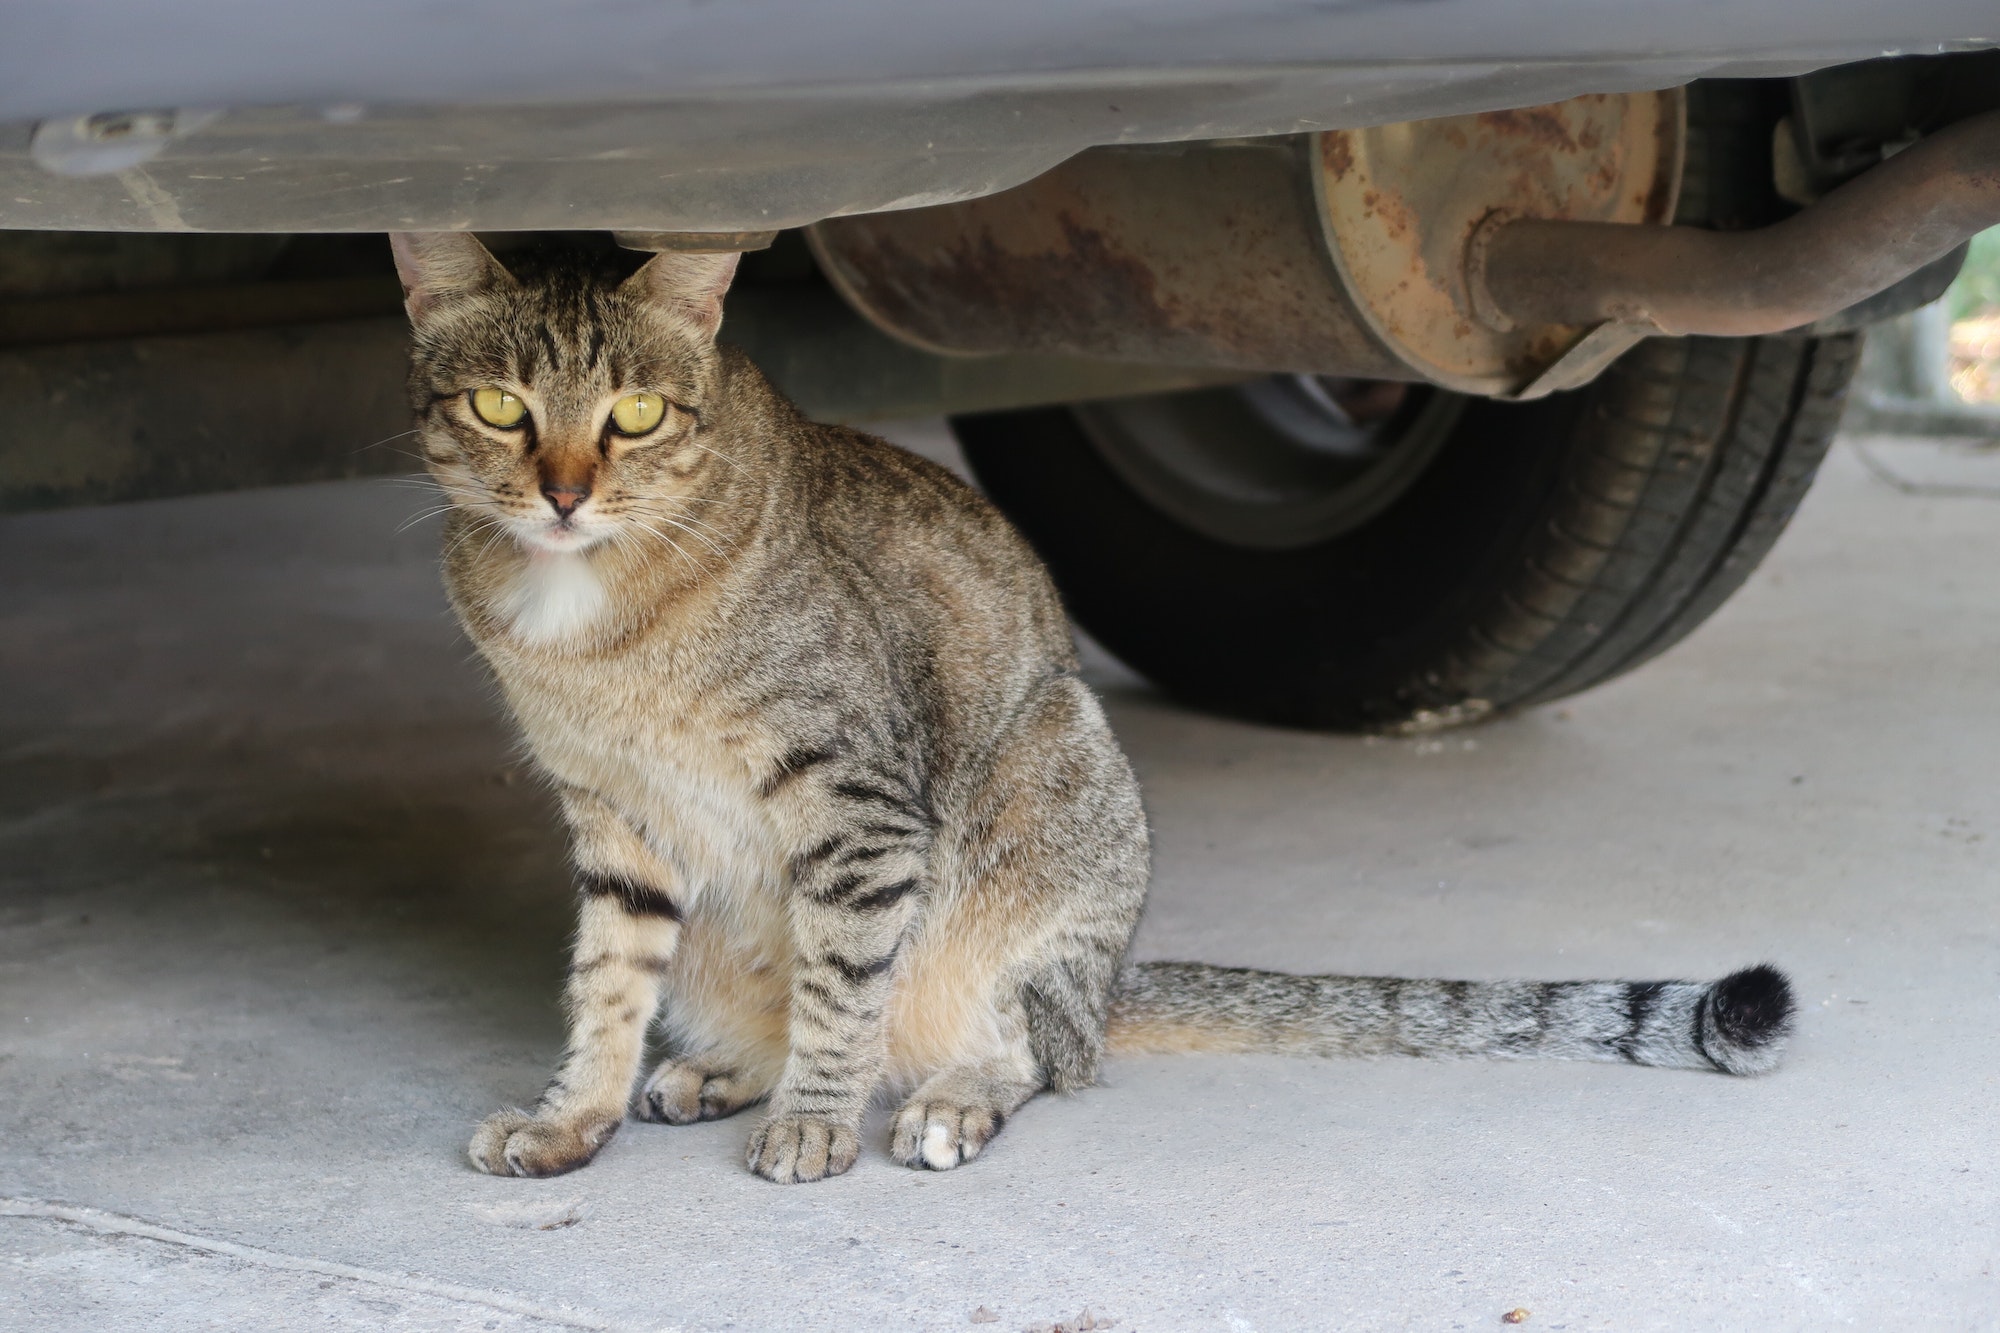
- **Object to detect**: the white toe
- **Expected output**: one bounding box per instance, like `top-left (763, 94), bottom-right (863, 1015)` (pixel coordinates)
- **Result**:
top-left (920, 1121), bottom-right (958, 1169)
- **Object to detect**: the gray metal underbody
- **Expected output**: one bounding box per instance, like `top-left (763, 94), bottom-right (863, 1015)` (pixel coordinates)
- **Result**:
top-left (4, 1), bottom-right (1997, 232)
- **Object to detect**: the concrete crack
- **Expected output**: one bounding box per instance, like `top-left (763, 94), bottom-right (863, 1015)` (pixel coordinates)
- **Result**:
top-left (0, 1196), bottom-right (652, 1332)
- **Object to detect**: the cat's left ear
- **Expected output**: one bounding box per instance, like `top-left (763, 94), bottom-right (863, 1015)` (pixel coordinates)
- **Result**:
top-left (389, 232), bottom-right (513, 322)
top-left (620, 250), bottom-right (740, 342)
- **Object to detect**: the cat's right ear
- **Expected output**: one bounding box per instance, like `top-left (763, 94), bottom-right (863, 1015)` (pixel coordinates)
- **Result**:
top-left (389, 232), bottom-right (513, 322)
top-left (619, 249), bottom-right (740, 342)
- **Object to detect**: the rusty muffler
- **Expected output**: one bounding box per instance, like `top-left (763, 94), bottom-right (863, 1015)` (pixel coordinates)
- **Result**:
top-left (808, 92), bottom-right (1684, 399)
top-left (809, 94), bottom-right (1999, 400)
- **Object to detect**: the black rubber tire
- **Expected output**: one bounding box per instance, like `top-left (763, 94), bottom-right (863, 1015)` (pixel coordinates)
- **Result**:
top-left (955, 330), bottom-right (1861, 730)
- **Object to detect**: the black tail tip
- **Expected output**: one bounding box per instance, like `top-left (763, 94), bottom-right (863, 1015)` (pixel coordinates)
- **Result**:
top-left (1704, 965), bottom-right (1796, 1073)
top-left (1712, 965), bottom-right (1796, 1044)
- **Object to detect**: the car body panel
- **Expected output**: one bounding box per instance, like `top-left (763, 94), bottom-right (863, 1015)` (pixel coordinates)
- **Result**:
top-left (3, 1), bottom-right (1996, 232)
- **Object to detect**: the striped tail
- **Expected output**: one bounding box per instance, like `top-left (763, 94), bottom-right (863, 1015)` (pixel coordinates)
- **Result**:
top-left (1105, 962), bottom-right (1795, 1076)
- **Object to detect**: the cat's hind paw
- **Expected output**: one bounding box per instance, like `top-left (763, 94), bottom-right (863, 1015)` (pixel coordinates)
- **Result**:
top-left (890, 1097), bottom-right (1004, 1171)
top-left (743, 1112), bottom-right (860, 1183)
top-left (636, 1057), bottom-right (766, 1125)
top-left (468, 1107), bottom-right (618, 1178)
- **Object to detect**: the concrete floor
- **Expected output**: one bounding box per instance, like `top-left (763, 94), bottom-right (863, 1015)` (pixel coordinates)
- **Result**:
top-left (1, 422), bottom-right (1996, 1332)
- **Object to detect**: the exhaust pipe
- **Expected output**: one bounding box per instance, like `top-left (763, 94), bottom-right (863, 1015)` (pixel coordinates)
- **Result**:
top-left (1468, 109), bottom-right (2000, 340)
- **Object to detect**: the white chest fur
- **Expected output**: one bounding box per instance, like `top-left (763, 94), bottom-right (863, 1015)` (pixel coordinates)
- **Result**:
top-left (500, 551), bottom-right (608, 645)
top-left (495, 639), bottom-right (790, 905)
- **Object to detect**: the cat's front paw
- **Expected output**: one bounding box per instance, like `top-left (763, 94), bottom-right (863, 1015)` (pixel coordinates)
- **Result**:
top-left (468, 1107), bottom-right (619, 1177)
top-left (743, 1112), bottom-right (860, 1183)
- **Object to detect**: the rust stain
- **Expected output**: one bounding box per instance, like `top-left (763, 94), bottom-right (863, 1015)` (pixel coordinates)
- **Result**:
top-left (818, 186), bottom-right (1386, 374)
top-left (818, 207), bottom-right (1176, 358)
top-left (1477, 105), bottom-right (1579, 155)
top-left (1360, 187), bottom-right (1415, 241)
top-left (1645, 98), bottom-right (1682, 222)
top-left (1641, 162), bottom-right (1676, 222)
top-left (1321, 132), bottom-right (1355, 180)
top-left (1518, 327), bottom-right (1576, 371)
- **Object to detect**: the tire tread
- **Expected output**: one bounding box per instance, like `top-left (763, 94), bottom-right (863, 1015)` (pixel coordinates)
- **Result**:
top-left (1421, 333), bottom-right (1857, 714)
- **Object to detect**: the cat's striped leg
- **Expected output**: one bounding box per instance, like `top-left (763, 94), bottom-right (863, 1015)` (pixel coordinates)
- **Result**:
top-left (744, 810), bottom-right (928, 1183)
top-left (470, 788), bottom-right (687, 1178)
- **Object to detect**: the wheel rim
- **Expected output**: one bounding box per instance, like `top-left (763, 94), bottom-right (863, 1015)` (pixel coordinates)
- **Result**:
top-left (1074, 376), bottom-right (1466, 550)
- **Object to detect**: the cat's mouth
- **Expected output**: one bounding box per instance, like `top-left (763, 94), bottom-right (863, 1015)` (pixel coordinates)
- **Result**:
top-left (516, 513), bottom-right (604, 555)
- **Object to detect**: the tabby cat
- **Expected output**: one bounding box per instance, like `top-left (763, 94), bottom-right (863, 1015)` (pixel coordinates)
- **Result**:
top-left (391, 232), bottom-right (1795, 1184)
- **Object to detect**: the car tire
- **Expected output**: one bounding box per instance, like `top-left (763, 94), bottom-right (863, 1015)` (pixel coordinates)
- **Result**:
top-left (953, 330), bottom-right (1861, 730)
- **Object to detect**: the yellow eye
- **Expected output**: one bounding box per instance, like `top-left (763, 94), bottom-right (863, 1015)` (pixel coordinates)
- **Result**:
top-left (609, 392), bottom-right (666, 436)
top-left (469, 387), bottom-right (527, 428)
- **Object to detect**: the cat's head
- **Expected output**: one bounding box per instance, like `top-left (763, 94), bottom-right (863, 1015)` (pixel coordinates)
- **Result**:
top-left (391, 232), bottom-right (739, 556)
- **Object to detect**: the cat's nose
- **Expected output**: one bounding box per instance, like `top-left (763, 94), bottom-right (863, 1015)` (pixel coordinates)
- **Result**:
top-left (541, 482), bottom-right (590, 519)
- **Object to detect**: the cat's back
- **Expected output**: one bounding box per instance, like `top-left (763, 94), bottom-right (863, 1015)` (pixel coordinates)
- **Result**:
top-left (724, 369), bottom-right (1070, 667)
top-left (804, 419), bottom-right (1074, 673)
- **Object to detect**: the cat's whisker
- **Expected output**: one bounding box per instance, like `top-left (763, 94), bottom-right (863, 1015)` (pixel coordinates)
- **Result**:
top-left (396, 504), bottom-right (462, 534)
top-left (625, 507), bottom-right (728, 558)
top-left (671, 524), bottom-right (731, 560)
top-left (627, 493), bottom-right (733, 534)
top-left (683, 437), bottom-right (744, 469)
top-left (617, 510), bottom-right (722, 557)
top-left (440, 521), bottom-right (491, 559)
top-left (436, 480), bottom-right (496, 512)
top-left (442, 511), bottom-right (513, 562)
top-left (348, 427), bottom-right (422, 459)
top-left (652, 506), bottom-right (732, 543)
top-left (621, 517), bottom-right (702, 571)
top-left (612, 523), bottom-right (671, 565)
top-left (467, 521), bottom-right (518, 566)
top-left (624, 514), bottom-right (702, 565)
